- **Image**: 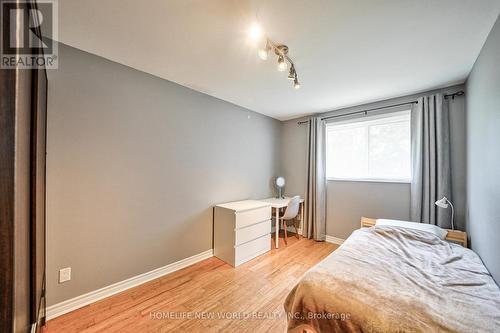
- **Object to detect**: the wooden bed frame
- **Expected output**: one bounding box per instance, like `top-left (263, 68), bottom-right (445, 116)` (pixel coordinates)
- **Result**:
top-left (361, 217), bottom-right (468, 248)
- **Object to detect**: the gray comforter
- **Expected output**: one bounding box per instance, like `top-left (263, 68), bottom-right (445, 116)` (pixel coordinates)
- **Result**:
top-left (284, 226), bottom-right (500, 333)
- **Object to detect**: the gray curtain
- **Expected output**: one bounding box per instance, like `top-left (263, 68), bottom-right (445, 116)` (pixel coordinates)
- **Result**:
top-left (410, 93), bottom-right (452, 228)
top-left (303, 117), bottom-right (327, 241)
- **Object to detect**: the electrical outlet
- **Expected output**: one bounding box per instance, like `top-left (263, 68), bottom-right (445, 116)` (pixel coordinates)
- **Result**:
top-left (59, 267), bottom-right (71, 283)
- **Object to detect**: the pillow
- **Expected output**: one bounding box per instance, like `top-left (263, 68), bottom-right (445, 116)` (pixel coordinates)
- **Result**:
top-left (375, 219), bottom-right (448, 239)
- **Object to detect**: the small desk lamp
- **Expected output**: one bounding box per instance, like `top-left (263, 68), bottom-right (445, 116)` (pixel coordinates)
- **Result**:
top-left (275, 176), bottom-right (285, 199)
top-left (435, 196), bottom-right (454, 230)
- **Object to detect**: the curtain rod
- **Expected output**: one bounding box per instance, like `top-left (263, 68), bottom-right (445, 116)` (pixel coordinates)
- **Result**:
top-left (444, 90), bottom-right (465, 100)
top-left (319, 101), bottom-right (417, 122)
top-left (297, 90), bottom-right (465, 124)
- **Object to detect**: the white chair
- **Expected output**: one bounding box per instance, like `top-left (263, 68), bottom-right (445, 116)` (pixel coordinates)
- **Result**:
top-left (277, 196), bottom-right (301, 245)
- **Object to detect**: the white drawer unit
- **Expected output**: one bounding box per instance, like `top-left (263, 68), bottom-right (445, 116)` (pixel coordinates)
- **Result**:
top-left (214, 200), bottom-right (272, 267)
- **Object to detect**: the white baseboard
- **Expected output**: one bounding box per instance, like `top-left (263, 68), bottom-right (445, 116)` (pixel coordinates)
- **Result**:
top-left (46, 249), bottom-right (213, 320)
top-left (325, 235), bottom-right (345, 245)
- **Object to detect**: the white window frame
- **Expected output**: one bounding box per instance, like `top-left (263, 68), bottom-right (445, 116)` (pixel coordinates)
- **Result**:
top-left (325, 110), bottom-right (412, 183)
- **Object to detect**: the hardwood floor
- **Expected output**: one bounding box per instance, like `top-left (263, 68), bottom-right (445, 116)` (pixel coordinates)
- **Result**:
top-left (43, 234), bottom-right (337, 333)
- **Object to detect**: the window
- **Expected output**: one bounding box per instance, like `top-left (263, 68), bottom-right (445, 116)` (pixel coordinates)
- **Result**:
top-left (326, 110), bottom-right (411, 182)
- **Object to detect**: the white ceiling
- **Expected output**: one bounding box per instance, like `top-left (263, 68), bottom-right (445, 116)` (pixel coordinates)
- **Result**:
top-left (57, 0), bottom-right (500, 120)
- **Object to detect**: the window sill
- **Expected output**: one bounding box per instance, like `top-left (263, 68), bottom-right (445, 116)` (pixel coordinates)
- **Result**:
top-left (327, 178), bottom-right (412, 184)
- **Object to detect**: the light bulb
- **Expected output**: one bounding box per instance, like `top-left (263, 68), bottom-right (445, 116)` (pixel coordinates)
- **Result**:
top-left (294, 78), bottom-right (300, 89)
top-left (249, 23), bottom-right (262, 41)
top-left (277, 56), bottom-right (287, 71)
top-left (258, 48), bottom-right (268, 60)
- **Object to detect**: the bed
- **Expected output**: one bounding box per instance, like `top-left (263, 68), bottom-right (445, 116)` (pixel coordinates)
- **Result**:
top-left (284, 217), bottom-right (500, 333)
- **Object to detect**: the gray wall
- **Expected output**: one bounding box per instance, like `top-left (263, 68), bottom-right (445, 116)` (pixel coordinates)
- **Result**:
top-left (46, 43), bottom-right (281, 305)
top-left (326, 182), bottom-right (410, 238)
top-left (281, 85), bottom-right (467, 239)
top-left (466, 15), bottom-right (500, 284)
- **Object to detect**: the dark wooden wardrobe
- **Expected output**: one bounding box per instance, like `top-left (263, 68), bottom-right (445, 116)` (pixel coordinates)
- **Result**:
top-left (0, 1), bottom-right (48, 332)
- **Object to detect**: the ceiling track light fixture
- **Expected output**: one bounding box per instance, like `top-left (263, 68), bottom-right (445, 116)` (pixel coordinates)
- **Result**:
top-left (257, 37), bottom-right (300, 89)
top-left (287, 65), bottom-right (296, 80)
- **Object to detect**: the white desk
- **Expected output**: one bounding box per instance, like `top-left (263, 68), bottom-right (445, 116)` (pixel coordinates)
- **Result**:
top-left (259, 197), bottom-right (305, 248)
